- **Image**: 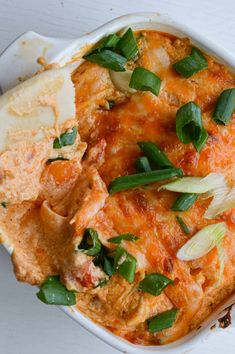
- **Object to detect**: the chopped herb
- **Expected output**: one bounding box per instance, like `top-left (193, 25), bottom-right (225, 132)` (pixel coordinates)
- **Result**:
top-left (139, 273), bottom-right (174, 296)
top-left (94, 278), bottom-right (108, 288)
top-left (36, 276), bottom-right (76, 306)
top-left (99, 34), bottom-right (120, 49)
top-left (93, 248), bottom-right (114, 277)
top-left (77, 228), bottom-right (102, 256)
top-left (176, 216), bottom-right (190, 235)
top-left (108, 233), bottom-right (139, 244)
top-left (83, 49), bottom-right (127, 72)
top-left (173, 48), bottom-right (208, 78)
top-left (129, 67), bottom-right (161, 96)
top-left (108, 168), bottom-right (183, 194)
top-left (135, 156), bottom-right (152, 172)
top-left (171, 193), bottom-right (198, 212)
top-left (114, 245), bottom-right (137, 283)
top-left (213, 88), bottom-right (235, 125)
top-left (1, 201), bottom-right (7, 208)
top-left (138, 141), bottom-right (173, 169)
top-left (46, 157), bottom-right (69, 164)
top-left (176, 102), bottom-right (208, 151)
top-left (147, 309), bottom-right (179, 333)
top-left (53, 127), bottom-right (77, 149)
top-left (116, 28), bottom-right (138, 60)
top-left (107, 99), bottom-right (116, 109)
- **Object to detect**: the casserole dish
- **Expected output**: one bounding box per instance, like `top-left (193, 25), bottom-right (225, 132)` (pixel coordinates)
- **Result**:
top-left (0, 12), bottom-right (234, 353)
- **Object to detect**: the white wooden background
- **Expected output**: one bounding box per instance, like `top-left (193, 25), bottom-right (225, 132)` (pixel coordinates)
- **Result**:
top-left (0, 1), bottom-right (234, 353)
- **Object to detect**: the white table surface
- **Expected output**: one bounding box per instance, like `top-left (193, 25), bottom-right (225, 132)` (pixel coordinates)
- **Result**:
top-left (0, 0), bottom-right (234, 353)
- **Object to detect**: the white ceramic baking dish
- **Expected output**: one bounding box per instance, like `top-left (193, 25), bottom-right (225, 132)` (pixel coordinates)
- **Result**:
top-left (0, 12), bottom-right (234, 354)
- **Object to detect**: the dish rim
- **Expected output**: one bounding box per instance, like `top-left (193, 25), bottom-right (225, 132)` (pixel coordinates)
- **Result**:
top-left (0, 12), bottom-right (234, 354)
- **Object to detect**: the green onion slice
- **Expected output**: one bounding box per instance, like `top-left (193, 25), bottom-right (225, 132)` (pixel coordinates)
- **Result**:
top-left (205, 185), bottom-right (235, 219)
top-left (46, 157), bottom-right (69, 164)
top-left (109, 69), bottom-right (136, 94)
top-left (100, 34), bottom-right (120, 49)
top-left (160, 173), bottom-right (224, 194)
top-left (114, 245), bottom-right (137, 283)
top-left (36, 276), bottom-right (76, 305)
top-left (53, 127), bottom-right (77, 149)
top-left (107, 100), bottom-right (116, 109)
top-left (83, 49), bottom-right (127, 72)
top-left (173, 48), bottom-right (208, 78)
top-left (177, 222), bottom-right (227, 261)
top-left (108, 168), bottom-right (183, 194)
top-left (94, 278), bottom-right (108, 288)
top-left (139, 273), bottom-right (173, 296)
top-left (93, 249), bottom-right (114, 277)
top-left (129, 67), bottom-right (161, 95)
top-left (135, 156), bottom-right (152, 173)
top-left (77, 228), bottom-right (102, 256)
top-left (176, 216), bottom-right (190, 235)
top-left (176, 102), bottom-right (205, 147)
top-left (108, 233), bottom-right (139, 244)
top-left (213, 88), bottom-right (235, 125)
top-left (1, 201), bottom-right (7, 208)
top-left (171, 193), bottom-right (198, 212)
top-left (116, 28), bottom-right (138, 60)
top-left (147, 309), bottom-right (179, 333)
top-left (193, 127), bottom-right (208, 152)
top-left (138, 141), bottom-right (173, 169)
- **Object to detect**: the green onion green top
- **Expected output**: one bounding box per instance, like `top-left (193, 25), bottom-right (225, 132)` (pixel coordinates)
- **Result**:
top-left (53, 127), bottom-right (77, 149)
top-left (138, 141), bottom-right (173, 169)
top-left (135, 156), bottom-right (152, 173)
top-left (116, 28), bottom-right (138, 60)
top-left (176, 216), bottom-right (190, 235)
top-left (114, 245), bottom-right (137, 283)
top-left (77, 228), bottom-right (102, 256)
top-left (213, 88), bottom-right (235, 125)
top-left (83, 49), bottom-right (127, 72)
top-left (108, 168), bottom-right (183, 194)
top-left (1, 201), bottom-right (7, 208)
top-left (147, 309), bottom-right (179, 333)
top-left (139, 273), bottom-right (174, 296)
top-left (94, 278), bottom-right (108, 288)
top-left (100, 34), bottom-right (120, 49)
top-left (108, 233), bottom-right (139, 244)
top-left (171, 193), bottom-right (198, 212)
top-left (176, 102), bottom-right (208, 151)
top-left (93, 249), bottom-right (114, 277)
top-left (129, 67), bottom-right (161, 95)
top-left (36, 276), bottom-right (76, 306)
top-left (46, 157), bottom-right (69, 164)
top-left (173, 48), bottom-right (208, 78)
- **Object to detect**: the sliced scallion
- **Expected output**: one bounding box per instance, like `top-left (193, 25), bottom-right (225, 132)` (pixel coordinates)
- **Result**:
top-left (53, 127), bottom-right (77, 149)
top-left (114, 245), bottom-right (137, 283)
top-left (213, 88), bottom-right (235, 125)
top-left (176, 102), bottom-right (202, 143)
top-left (107, 100), bottom-right (116, 109)
top-left (108, 233), bottom-right (139, 244)
top-left (171, 193), bottom-right (198, 212)
top-left (138, 141), bottom-right (173, 169)
top-left (77, 228), bottom-right (102, 256)
top-left (83, 49), bottom-right (127, 72)
top-left (177, 222), bottom-right (227, 261)
top-left (94, 278), bottom-right (108, 288)
top-left (193, 127), bottom-right (208, 152)
top-left (147, 309), bottom-right (179, 333)
top-left (173, 48), bottom-right (208, 78)
top-left (46, 157), bottom-right (69, 164)
top-left (1, 201), bottom-right (7, 208)
top-left (135, 156), bottom-right (152, 172)
top-left (100, 34), bottom-right (120, 49)
top-left (139, 273), bottom-right (173, 296)
top-left (176, 216), bottom-right (190, 235)
top-left (108, 168), bottom-right (183, 194)
top-left (116, 28), bottom-right (138, 60)
top-left (36, 276), bottom-right (76, 306)
top-left (129, 67), bottom-right (161, 95)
